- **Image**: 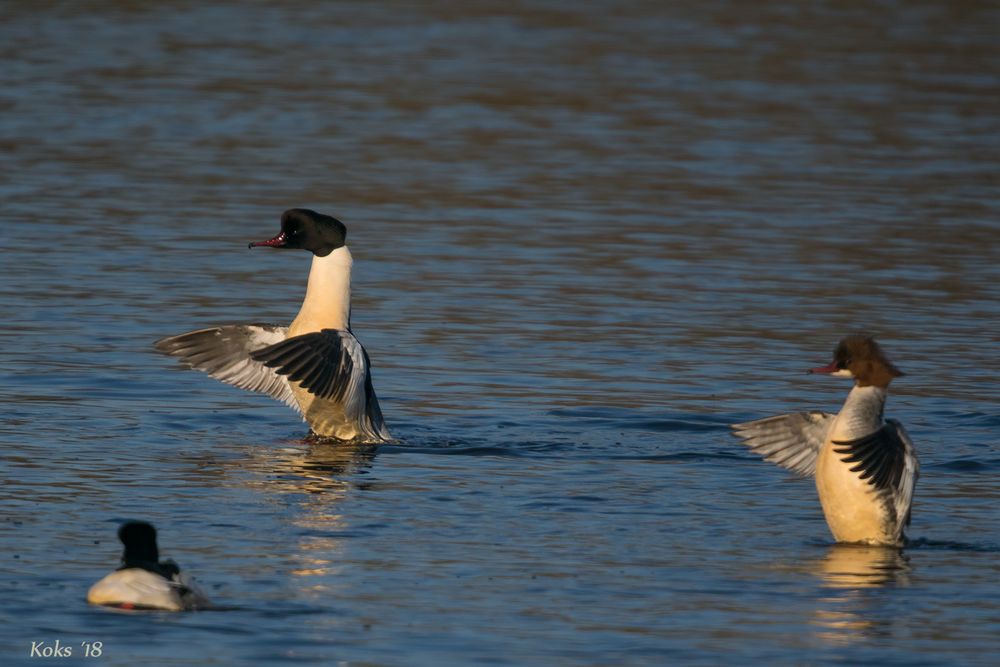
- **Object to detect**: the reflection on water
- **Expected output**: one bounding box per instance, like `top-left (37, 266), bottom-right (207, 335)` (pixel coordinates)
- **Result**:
top-left (239, 440), bottom-right (377, 496)
top-left (810, 544), bottom-right (910, 646)
top-left (815, 544), bottom-right (911, 590)
top-left (233, 442), bottom-right (377, 590)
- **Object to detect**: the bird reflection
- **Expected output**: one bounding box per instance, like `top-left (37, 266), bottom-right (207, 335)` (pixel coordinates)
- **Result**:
top-left (810, 544), bottom-right (910, 645)
top-left (239, 438), bottom-right (377, 495)
top-left (233, 439), bottom-right (378, 590)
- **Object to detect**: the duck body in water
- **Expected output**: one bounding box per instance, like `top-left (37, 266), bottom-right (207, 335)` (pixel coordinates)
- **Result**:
top-left (87, 521), bottom-right (210, 611)
top-left (155, 209), bottom-right (391, 442)
top-left (732, 336), bottom-right (918, 546)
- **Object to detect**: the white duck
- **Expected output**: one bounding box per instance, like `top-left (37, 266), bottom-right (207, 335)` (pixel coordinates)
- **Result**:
top-left (87, 521), bottom-right (210, 611)
top-left (155, 209), bottom-right (391, 442)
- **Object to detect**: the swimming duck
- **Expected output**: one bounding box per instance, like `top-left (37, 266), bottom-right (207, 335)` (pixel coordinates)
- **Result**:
top-left (87, 521), bottom-right (210, 611)
top-left (732, 336), bottom-right (918, 546)
top-left (155, 209), bottom-right (391, 442)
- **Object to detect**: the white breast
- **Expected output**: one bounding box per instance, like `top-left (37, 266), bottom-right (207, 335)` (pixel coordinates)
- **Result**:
top-left (289, 246), bottom-right (353, 336)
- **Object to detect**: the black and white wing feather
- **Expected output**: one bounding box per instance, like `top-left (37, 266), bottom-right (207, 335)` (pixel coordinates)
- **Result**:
top-left (732, 411), bottom-right (835, 477)
top-left (250, 329), bottom-right (389, 441)
top-left (832, 418), bottom-right (919, 528)
top-left (249, 329), bottom-right (364, 402)
top-left (154, 324), bottom-right (300, 414)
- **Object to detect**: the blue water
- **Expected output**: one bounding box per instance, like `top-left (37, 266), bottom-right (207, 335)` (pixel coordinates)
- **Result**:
top-left (1, 2), bottom-right (999, 665)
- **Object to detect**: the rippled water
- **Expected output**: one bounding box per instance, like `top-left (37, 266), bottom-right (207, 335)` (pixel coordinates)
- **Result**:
top-left (2, 2), bottom-right (999, 665)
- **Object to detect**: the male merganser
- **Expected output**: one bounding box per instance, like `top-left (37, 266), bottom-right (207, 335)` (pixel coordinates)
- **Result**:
top-left (87, 521), bottom-right (210, 611)
top-left (732, 336), bottom-right (918, 546)
top-left (155, 209), bottom-right (391, 442)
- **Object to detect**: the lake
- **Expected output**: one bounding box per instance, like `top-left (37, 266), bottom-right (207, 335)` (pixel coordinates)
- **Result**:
top-left (1, 1), bottom-right (998, 665)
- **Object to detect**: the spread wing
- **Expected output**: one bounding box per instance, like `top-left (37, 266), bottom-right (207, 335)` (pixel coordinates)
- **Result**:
top-left (250, 329), bottom-right (390, 441)
top-left (732, 411), bottom-right (835, 477)
top-left (832, 419), bottom-right (919, 527)
top-left (154, 324), bottom-right (300, 414)
top-left (250, 329), bottom-right (364, 402)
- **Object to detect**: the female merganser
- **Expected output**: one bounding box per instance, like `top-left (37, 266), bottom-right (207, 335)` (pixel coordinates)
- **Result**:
top-left (732, 336), bottom-right (918, 546)
top-left (155, 209), bottom-right (391, 442)
top-left (87, 521), bottom-right (210, 611)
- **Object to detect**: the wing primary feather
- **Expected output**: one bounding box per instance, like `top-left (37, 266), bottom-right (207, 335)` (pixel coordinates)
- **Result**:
top-left (154, 324), bottom-right (301, 416)
top-left (732, 412), bottom-right (834, 478)
top-left (833, 424), bottom-right (906, 492)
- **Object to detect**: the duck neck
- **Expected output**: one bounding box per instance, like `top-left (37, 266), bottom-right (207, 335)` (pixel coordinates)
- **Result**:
top-left (832, 384), bottom-right (888, 440)
top-left (289, 246), bottom-right (353, 336)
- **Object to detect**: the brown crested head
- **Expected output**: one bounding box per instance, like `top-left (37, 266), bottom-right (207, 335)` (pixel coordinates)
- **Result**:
top-left (809, 335), bottom-right (904, 387)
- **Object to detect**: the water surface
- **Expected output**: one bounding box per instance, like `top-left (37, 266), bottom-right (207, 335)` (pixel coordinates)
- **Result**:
top-left (1, 1), bottom-right (999, 665)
